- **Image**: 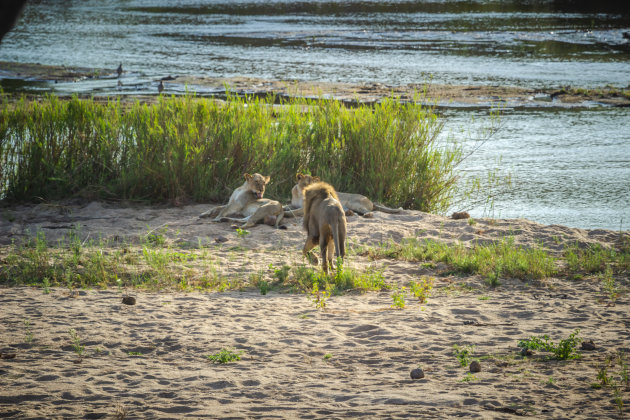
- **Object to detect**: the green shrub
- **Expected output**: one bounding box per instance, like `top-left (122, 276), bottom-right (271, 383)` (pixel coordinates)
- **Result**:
top-left (1, 94), bottom-right (459, 213)
top-left (518, 330), bottom-right (581, 360)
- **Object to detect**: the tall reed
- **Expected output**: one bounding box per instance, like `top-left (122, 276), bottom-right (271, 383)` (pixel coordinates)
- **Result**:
top-left (0, 94), bottom-right (460, 212)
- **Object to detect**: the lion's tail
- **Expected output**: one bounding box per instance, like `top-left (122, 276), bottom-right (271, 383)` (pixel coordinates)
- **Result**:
top-left (332, 212), bottom-right (346, 259)
top-left (373, 204), bottom-right (403, 214)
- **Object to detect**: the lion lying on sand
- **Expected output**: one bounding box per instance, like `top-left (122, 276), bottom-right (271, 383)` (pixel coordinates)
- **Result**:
top-left (199, 173), bottom-right (284, 229)
top-left (302, 181), bottom-right (347, 273)
top-left (284, 173), bottom-right (403, 217)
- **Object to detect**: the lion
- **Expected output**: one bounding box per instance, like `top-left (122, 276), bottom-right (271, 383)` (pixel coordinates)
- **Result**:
top-left (199, 173), bottom-right (284, 229)
top-left (302, 181), bottom-right (347, 273)
top-left (284, 173), bottom-right (402, 217)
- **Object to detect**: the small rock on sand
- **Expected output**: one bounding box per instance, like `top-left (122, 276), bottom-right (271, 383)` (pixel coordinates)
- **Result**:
top-left (410, 368), bottom-right (425, 380)
top-left (122, 296), bottom-right (136, 305)
top-left (451, 211), bottom-right (470, 220)
top-left (0, 353), bottom-right (17, 359)
top-left (469, 360), bottom-right (481, 373)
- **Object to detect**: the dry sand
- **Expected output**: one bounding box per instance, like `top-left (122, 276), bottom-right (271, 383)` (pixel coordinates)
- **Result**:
top-left (1, 201), bottom-right (629, 419)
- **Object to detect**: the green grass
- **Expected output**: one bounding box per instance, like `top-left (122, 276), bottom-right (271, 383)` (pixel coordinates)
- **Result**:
top-left (291, 259), bottom-right (387, 296)
top-left (0, 229), bottom-right (231, 291)
top-left (359, 237), bottom-right (557, 282)
top-left (453, 344), bottom-right (476, 367)
top-left (0, 230), bottom-right (392, 297)
top-left (207, 348), bottom-right (244, 364)
top-left (518, 329), bottom-right (581, 360)
top-left (564, 243), bottom-right (630, 275)
top-left (68, 328), bottom-right (85, 359)
top-left (1, 93), bottom-right (460, 213)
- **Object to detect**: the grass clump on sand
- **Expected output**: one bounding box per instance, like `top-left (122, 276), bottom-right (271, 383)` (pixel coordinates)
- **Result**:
top-left (292, 258), bottom-right (387, 295)
top-left (207, 348), bottom-right (244, 364)
top-left (518, 330), bottom-right (582, 360)
top-left (359, 237), bottom-right (557, 283)
top-left (564, 243), bottom-right (630, 276)
top-left (0, 93), bottom-right (460, 213)
top-left (0, 228), bottom-right (233, 292)
top-left (0, 229), bottom-right (390, 296)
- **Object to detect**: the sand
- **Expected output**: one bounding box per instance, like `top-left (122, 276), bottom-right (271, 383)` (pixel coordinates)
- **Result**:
top-left (1, 201), bottom-right (629, 419)
top-left (2, 61), bottom-right (630, 108)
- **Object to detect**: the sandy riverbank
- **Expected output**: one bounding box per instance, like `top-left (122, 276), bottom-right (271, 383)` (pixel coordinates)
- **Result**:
top-left (1, 201), bottom-right (629, 418)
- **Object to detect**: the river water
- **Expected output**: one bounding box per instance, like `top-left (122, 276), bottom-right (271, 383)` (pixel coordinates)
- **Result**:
top-left (1, 0), bottom-right (629, 230)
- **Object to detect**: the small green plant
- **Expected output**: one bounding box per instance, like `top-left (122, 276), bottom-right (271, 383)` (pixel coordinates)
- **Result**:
top-left (453, 344), bottom-right (475, 367)
top-left (600, 265), bottom-right (620, 304)
top-left (270, 264), bottom-right (291, 284)
top-left (42, 277), bottom-right (50, 294)
top-left (68, 328), bottom-right (85, 359)
top-left (620, 351), bottom-right (629, 389)
top-left (409, 276), bottom-right (434, 303)
top-left (207, 347), bottom-right (244, 364)
top-left (24, 319), bottom-right (34, 344)
top-left (235, 228), bottom-right (250, 238)
top-left (485, 264), bottom-right (502, 287)
top-left (323, 353), bottom-right (333, 361)
top-left (258, 280), bottom-right (270, 295)
top-left (518, 329), bottom-right (581, 360)
top-left (128, 351), bottom-right (143, 356)
top-left (460, 372), bottom-right (478, 382)
top-left (598, 365), bottom-right (612, 387)
top-left (310, 281), bottom-right (332, 309)
top-left (477, 295), bottom-right (490, 300)
top-left (391, 286), bottom-right (406, 309)
top-left (468, 218), bottom-right (476, 226)
top-left (249, 270), bottom-right (267, 294)
top-left (145, 226), bottom-right (167, 247)
top-left (596, 352), bottom-right (627, 417)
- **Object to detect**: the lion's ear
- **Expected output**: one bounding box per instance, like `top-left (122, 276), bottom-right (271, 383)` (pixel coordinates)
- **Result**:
top-left (244, 173), bottom-right (252, 180)
top-left (296, 173), bottom-right (304, 181)
top-left (314, 176), bottom-right (320, 182)
top-left (264, 175), bottom-right (270, 184)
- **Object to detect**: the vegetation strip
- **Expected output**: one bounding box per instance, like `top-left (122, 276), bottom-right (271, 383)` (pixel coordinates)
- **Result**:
top-left (1, 94), bottom-right (461, 212)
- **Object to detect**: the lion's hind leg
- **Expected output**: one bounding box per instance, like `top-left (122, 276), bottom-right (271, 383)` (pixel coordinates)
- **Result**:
top-left (326, 237), bottom-right (335, 273)
top-left (200, 205), bottom-right (224, 219)
top-left (303, 236), bottom-right (319, 265)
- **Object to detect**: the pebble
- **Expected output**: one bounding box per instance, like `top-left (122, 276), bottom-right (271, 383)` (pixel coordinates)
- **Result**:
top-left (122, 296), bottom-right (136, 305)
top-left (410, 368), bottom-right (425, 380)
top-left (0, 353), bottom-right (16, 359)
top-left (469, 360), bottom-right (481, 373)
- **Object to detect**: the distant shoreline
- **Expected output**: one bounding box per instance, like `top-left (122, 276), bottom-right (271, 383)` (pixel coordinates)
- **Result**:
top-left (2, 61), bottom-right (629, 108)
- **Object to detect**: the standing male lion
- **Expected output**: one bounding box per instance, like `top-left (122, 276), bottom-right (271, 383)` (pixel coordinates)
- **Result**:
top-left (302, 181), bottom-right (347, 273)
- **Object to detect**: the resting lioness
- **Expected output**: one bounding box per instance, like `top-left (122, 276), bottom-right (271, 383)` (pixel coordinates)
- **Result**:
top-left (199, 173), bottom-right (284, 229)
top-left (302, 181), bottom-right (347, 273)
top-left (284, 173), bottom-right (402, 217)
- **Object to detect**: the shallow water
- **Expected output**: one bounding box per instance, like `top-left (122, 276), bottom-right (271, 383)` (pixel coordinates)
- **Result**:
top-left (1, 0), bottom-right (629, 230)
top-left (1, 0), bottom-right (629, 88)
top-left (441, 107), bottom-right (630, 231)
